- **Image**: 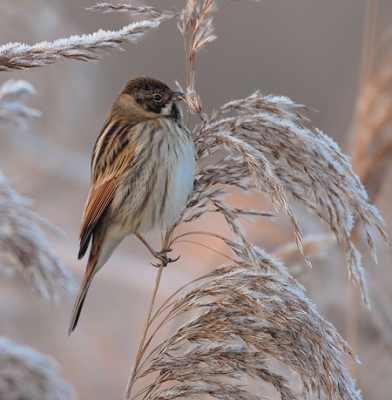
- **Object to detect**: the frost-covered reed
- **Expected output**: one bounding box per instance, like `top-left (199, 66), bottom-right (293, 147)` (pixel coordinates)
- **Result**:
top-left (0, 1), bottom-right (389, 400)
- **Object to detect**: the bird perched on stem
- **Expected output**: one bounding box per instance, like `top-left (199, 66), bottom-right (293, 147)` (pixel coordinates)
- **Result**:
top-left (69, 77), bottom-right (196, 334)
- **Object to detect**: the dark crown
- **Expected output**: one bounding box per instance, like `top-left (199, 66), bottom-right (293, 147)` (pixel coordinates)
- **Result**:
top-left (122, 77), bottom-right (172, 97)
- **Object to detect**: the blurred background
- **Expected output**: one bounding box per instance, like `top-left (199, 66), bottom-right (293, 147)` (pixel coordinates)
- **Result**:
top-left (0, 0), bottom-right (391, 398)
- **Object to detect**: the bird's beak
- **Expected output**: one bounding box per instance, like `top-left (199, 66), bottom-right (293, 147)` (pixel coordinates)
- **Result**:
top-left (172, 91), bottom-right (186, 101)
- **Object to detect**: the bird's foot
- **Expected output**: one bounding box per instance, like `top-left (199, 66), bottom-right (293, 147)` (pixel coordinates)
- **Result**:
top-left (151, 248), bottom-right (180, 267)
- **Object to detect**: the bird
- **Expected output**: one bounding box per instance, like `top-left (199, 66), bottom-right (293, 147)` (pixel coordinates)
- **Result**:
top-left (69, 77), bottom-right (196, 334)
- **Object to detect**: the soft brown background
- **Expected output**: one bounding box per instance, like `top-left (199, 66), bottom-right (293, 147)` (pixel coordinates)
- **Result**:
top-left (0, 0), bottom-right (391, 399)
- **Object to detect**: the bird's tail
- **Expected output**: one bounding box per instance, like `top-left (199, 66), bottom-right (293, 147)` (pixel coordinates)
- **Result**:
top-left (68, 257), bottom-right (97, 335)
top-left (69, 236), bottom-right (123, 335)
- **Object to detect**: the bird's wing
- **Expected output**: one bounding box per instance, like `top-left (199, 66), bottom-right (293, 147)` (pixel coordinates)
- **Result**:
top-left (78, 123), bottom-right (140, 259)
top-left (78, 180), bottom-right (117, 259)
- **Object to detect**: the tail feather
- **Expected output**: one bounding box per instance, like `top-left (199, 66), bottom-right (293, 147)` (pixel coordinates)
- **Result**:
top-left (68, 262), bottom-right (96, 335)
top-left (69, 236), bottom-right (123, 335)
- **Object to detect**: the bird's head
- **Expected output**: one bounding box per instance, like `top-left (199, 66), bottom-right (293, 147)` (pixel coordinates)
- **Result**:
top-left (112, 77), bottom-right (184, 122)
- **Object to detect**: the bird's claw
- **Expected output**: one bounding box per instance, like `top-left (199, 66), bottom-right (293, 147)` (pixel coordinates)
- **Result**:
top-left (151, 248), bottom-right (180, 267)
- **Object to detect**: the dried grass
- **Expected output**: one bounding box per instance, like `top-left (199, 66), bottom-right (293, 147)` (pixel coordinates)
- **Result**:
top-left (0, 13), bottom-right (175, 71)
top-left (350, 6), bottom-right (392, 201)
top-left (0, 337), bottom-right (75, 400)
top-left (0, 79), bottom-right (41, 127)
top-left (0, 172), bottom-right (75, 300)
top-left (0, 2), bottom-right (389, 399)
top-left (0, 79), bottom-right (74, 300)
top-left (0, 63), bottom-right (75, 398)
top-left (134, 258), bottom-right (361, 400)
top-left (120, 1), bottom-right (387, 399)
top-left (88, 3), bottom-right (177, 18)
top-left (183, 92), bottom-right (387, 306)
top-left (346, 1), bottom-right (392, 380)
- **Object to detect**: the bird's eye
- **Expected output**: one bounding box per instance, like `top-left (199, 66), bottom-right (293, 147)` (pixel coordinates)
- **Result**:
top-left (152, 94), bottom-right (163, 103)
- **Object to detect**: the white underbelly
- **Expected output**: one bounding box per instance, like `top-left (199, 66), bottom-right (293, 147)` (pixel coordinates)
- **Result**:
top-left (111, 120), bottom-right (195, 237)
top-left (139, 138), bottom-right (195, 235)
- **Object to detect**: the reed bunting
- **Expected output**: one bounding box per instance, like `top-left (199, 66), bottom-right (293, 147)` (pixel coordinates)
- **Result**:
top-left (69, 77), bottom-right (196, 334)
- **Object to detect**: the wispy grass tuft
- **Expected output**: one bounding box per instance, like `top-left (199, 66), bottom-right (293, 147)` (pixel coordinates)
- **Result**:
top-left (346, 2), bottom-right (392, 380)
top-left (88, 3), bottom-right (178, 18)
top-left (350, 5), bottom-right (392, 203)
top-left (0, 79), bottom-right (41, 128)
top-left (0, 17), bottom-right (174, 71)
top-left (133, 258), bottom-right (361, 400)
top-left (0, 337), bottom-right (75, 400)
top-left (183, 91), bottom-right (387, 306)
top-left (0, 172), bottom-right (75, 301)
top-left (0, 79), bottom-right (74, 300)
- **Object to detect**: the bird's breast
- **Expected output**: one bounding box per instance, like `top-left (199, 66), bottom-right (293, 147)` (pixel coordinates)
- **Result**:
top-left (111, 118), bottom-right (195, 237)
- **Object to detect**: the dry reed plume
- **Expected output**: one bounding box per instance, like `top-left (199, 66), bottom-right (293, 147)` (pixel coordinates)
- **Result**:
top-left (131, 258), bottom-right (361, 399)
top-left (346, 1), bottom-right (392, 381)
top-left (0, 337), bottom-right (75, 400)
top-left (0, 79), bottom-right (41, 127)
top-left (0, 1), bottom-right (389, 399)
top-left (0, 79), bottom-right (74, 300)
top-left (0, 11), bottom-right (175, 71)
top-left (0, 80), bottom-right (75, 397)
top-left (0, 171), bottom-right (75, 300)
top-left (350, 5), bottom-right (392, 201)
